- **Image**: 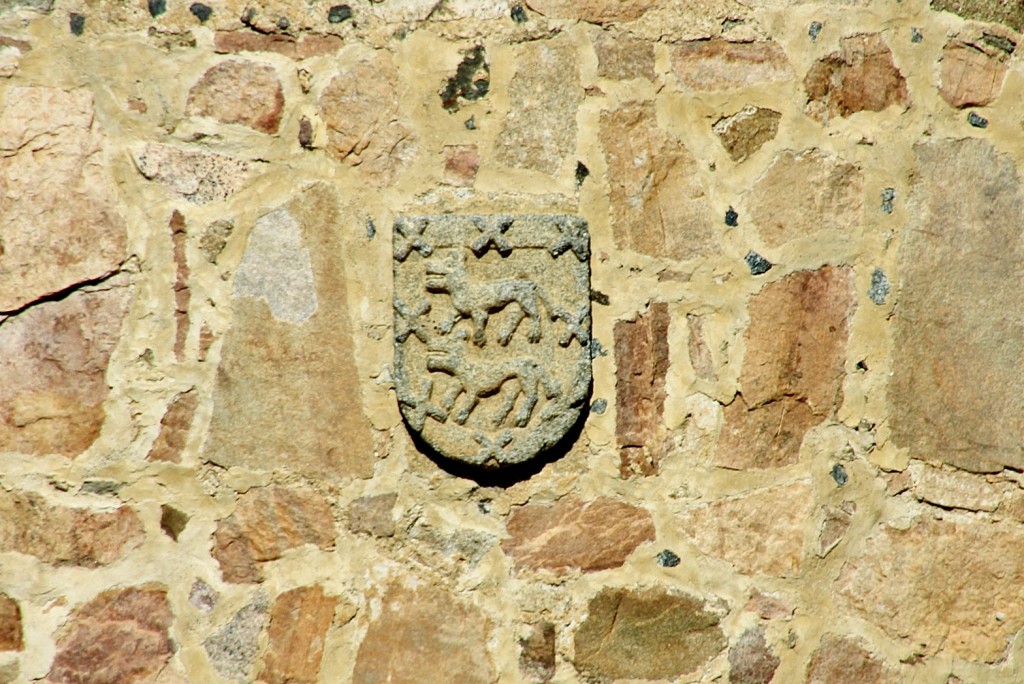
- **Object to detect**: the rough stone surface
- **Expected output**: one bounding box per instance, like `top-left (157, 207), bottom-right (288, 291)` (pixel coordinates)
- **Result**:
top-left (909, 463), bottom-right (1001, 511)
top-left (204, 592), bottom-right (269, 682)
top-left (502, 497), bottom-right (655, 572)
top-left (347, 493), bottom-right (398, 537)
top-left (574, 587), bottom-right (726, 681)
top-left (671, 40), bottom-right (793, 90)
top-left (133, 143), bottom-right (251, 203)
top-left (525, 0), bottom-right (655, 22)
top-left (203, 185), bottom-right (374, 480)
top-left (939, 39), bottom-right (1009, 108)
top-left (520, 622), bottom-right (556, 683)
top-left (837, 516), bottom-right (1024, 661)
top-left (931, 0), bottom-right (1024, 32)
top-left (496, 38), bottom-right (581, 174)
top-left (713, 106), bottom-right (781, 162)
top-left (147, 390), bottom-right (198, 463)
top-left (213, 31), bottom-right (342, 59)
top-left (890, 138), bottom-right (1024, 472)
top-left (716, 266), bottom-right (854, 469)
top-left (188, 580), bottom-right (217, 613)
top-left (186, 60), bottom-right (284, 134)
top-left (804, 34), bottom-right (908, 123)
top-left (0, 283), bottom-right (131, 456)
top-left (261, 586), bottom-right (336, 684)
top-left (747, 149), bottom-right (863, 247)
top-left (816, 501), bottom-right (856, 557)
top-left (601, 102), bottom-right (714, 261)
top-left (745, 589), bottom-right (792, 620)
top-left (687, 313), bottom-right (717, 381)
top-left (806, 634), bottom-right (887, 684)
top-left (46, 586), bottom-right (173, 684)
top-left (729, 627), bottom-right (780, 684)
top-left (352, 584), bottom-right (494, 684)
top-left (682, 483), bottom-right (813, 577)
top-left (615, 303), bottom-right (670, 477)
top-left (0, 490), bottom-right (143, 566)
top-left (593, 30), bottom-right (655, 80)
top-left (319, 52), bottom-right (414, 183)
top-left (442, 144), bottom-right (479, 187)
top-left (0, 87), bottom-right (126, 314)
top-left (0, 595), bottom-right (21, 651)
top-left (212, 485), bottom-right (335, 583)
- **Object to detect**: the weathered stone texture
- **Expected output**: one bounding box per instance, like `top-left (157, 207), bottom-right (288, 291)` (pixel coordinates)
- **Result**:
top-left (348, 493), bottom-right (398, 537)
top-left (0, 595), bottom-right (22, 651)
top-left (204, 592), bottom-right (268, 682)
top-left (261, 586), bottom-right (336, 684)
top-left (686, 313), bottom-right (717, 381)
top-left (212, 485), bottom-right (335, 583)
top-left (816, 501), bottom-right (856, 557)
top-left (520, 622), bottom-right (556, 683)
top-left (713, 106), bottom-right (781, 162)
top-left (593, 30), bottom-right (655, 80)
top-left (46, 586), bottom-right (173, 684)
top-left (747, 149), bottom-right (863, 247)
top-left (890, 138), bottom-right (1024, 472)
top-left (837, 517), bottom-right (1024, 661)
top-left (601, 102), bottom-right (714, 261)
top-left (133, 143), bottom-right (251, 203)
top-left (0, 490), bottom-right (143, 566)
top-left (682, 483), bottom-right (813, 577)
top-left (729, 627), bottom-right (779, 684)
top-left (502, 498), bottom-right (655, 572)
top-left (186, 59), bottom-right (284, 134)
top-left (203, 185), bottom-right (374, 480)
top-left (615, 303), bottom-right (670, 476)
top-left (671, 40), bottom-right (792, 90)
top-left (213, 31), bottom-right (342, 59)
top-left (496, 38), bottom-right (580, 174)
top-left (442, 144), bottom-right (479, 187)
top-left (525, 0), bottom-right (655, 22)
top-left (806, 634), bottom-right (888, 684)
top-left (716, 266), bottom-right (854, 469)
top-left (940, 39), bottom-right (1009, 108)
top-left (804, 34), bottom-right (908, 122)
top-left (352, 584), bottom-right (494, 684)
top-left (574, 588), bottom-right (725, 680)
top-left (147, 390), bottom-right (198, 463)
top-left (931, 0), bottom-right (1024, 32)
top-left (909, 463), bottom-right (1001, 512)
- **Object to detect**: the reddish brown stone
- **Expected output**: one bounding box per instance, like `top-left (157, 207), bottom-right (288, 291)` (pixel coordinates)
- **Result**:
top-left (443, 145), bottom-right (479, 187)
top-left (147, 390), bottom-right (198, 464)
top-left (212, 485), bottom-right (335, 583)
top-left (594, 30), bottom-right (655, 80)
top-left (352, 584), bottom-right (494, 684)
top-left (0, 490), bottom-right (143, 567)
top-left (687, 313), bottom-right (717, 381)
top-left (46, 586), bottom-right (173, 684)
top-left (261, 586), bottom-right (337, 684)
top-left (806, 634), bottom-right (888, 684)
top-left (744, 589), bottom-right (792, 620)
top-left (672, 40), bottom-right (792, 91)
top-left (716, 395), bottom-right (818, 469)
top-left (503, 498), bottom-right (655, 572)
top-left (729, 627), bottom-right (779, 684)
top-left (0, 594), bottom-right (22, 651)
top-left (525, 0), bottom-right (655, 22)
top-left (601, 102), bottom-right (714, 261)
top-left (940, 40), bottom-right (1009, 108)
top-left (615, 303), bottom-right (670, 477)
top-left (170, 211), bottom-right (190, 361)
top-left (804, 34), bottom-right (908, 123)
top-left (816, 501), bottom-right (856, 557)
top-left (347, 493), bottom-right (398, 537)
top-left (520, 622), bottom-right (556, 683)
top-left (713, 106), bottom-right (781, 163)
top-left (214, 31), bottom-right (343, 59)
top-left (186, 60), bottom-right (284, 134)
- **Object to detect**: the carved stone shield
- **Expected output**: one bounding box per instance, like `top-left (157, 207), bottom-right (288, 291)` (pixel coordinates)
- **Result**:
top-left (393, 214), bottom-right (591, 468)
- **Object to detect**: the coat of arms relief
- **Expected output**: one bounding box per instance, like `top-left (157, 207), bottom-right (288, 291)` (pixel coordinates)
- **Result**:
top-left (393, 214), bottom-right (591, 468)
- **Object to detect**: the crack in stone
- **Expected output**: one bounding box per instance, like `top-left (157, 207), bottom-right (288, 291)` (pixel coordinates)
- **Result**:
top-left (0, 263), bottom-right (128, 327)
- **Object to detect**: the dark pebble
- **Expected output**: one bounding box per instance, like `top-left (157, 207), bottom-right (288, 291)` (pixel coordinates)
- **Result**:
top-left (575, 161), bottom-right (590, 187)
top-left (189, 3), bottom-right (212, 22)
top-left (656, 549), bottom-right (681, 567)
top-left (911, 27), bottom-right (923, 43)
top-left (808, 21), bottom-right (822, 41)
top-left (590, 398), bottom-right (608, 415)
top-left (328, 4), bottom-right (352, 23)
top-left (967, 112), bottom-right (989, 128)
top-left (880, 187), bottom-right (895, 214)
top-left (148, 0), bottom-right (166, 17)
top-left (725, 206), bottom-right (738, 227)
top-left (589, 289), bottom-right (609, 305)
top-left (366, 218), bottom-right (376, 240)
top-left (464, 116), bottom-right (477, 130)
top-left (831, 463), bottom-right (848, 486)
top-left (590, 338), bottom-right (608, 359)
top-left (510, 4), bottom-right (527, 22)
top-left (70, 12), bottom-right (85, 35)
top-left (277, 16), bottom-right (290, 29)
top-left (298, 117), bottom-right (314, 149)
top-left (745, 251), bottom-right (772, 276)
top-left (867, 268), bottom-right (890, 305)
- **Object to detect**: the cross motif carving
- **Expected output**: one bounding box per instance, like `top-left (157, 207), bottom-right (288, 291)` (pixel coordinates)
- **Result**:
top-left (394, 217), bottom-right (434, 261)
top-left (394, 296), bottom-right (432, 344)
top-left (547, 217), bottom-right (589, 262)
top-left (470, 217), bottom-right (514, 257)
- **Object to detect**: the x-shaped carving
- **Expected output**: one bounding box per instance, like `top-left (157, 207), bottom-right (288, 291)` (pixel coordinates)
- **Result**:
top-left (547, 217), bottom-right (589, 262)
top-left (394, 218), bottom-right (434, 261)
top-left (550, 304), bottom-right (590, 347)
top-left (398, 379), bottom-right (448, 431)
top-left (394, 297), bottom-right (431, 344)
top-left (473, 430), bottom-right (514, 460)
top-left (470, 217), bottom-right (514, 257)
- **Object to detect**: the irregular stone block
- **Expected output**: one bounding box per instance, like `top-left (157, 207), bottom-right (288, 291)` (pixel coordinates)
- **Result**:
top-left (806, 634), bottom-right (888, 684)
top-left (519, 622), bottom-right (556, 683)
top-left (729, 627), bottom-right (779, 684)
top-left (46, 586), bottom-right (173, 684)
top-left (212, 485), bottom-right (335, 583)
top-left (573, 587), bottom-right (725, 680)
top-left (347, 493), bottom-right (398, 537)
top-left (593, 29), bottom-right (655, 80)
top-left (890, 138), bottom-right (1024, 472)
top-left (747, 149), bottom-right (863, 247)
top-left (931, 0), bottom-right (1024, 32)
top-left (502, 497), bottom-right (655, 572)
top-left (147, 390), bottom-right (198, 463)
top-left (671, 40), bottom-right (792, 91)
top-left (133, 143), bottom-right (251, 204)
top-left (204, 592), bottom-right (268, 682)
top-left (681, 482), bottom-right (813, 577)
top-left (615, 303), bottom-right (669, 477)
top-left (836, 516), bottom-right (1024, 661)
top-left (804, 34), bottom-right (908, 123)
top-left (261, 586), bottom-right (336, 684)
top-left (0, 490), bottom-right (143, 567)
top-left (0, 595), bottom-right (21, 651)
top-left (815, 501), bottom-right (856, 557)
top-left (214, 31), bottom-right (342, 59)
top-left (442, 145), bottom-right (479, 187)
top-left (186, 59), bottom-right (284, 134)
top-left (909, 463), bottom-right (1001, 512)
top-left (525, 0), bottom-right (655, 22)
top-left (939, 39), bottom-right (1009, 108)
top-left (713, 105), bottom-right (781, 162)
top-left (352, 584), bottom-right (494, 684)
top-left (716, 395), bottom-right (818, 470)
top-left (203, 185), bottom-right (374, 480)
top-left (496, 38), bottom-right (581, 174)
top-left (601, 102), bottom-right (714, 260)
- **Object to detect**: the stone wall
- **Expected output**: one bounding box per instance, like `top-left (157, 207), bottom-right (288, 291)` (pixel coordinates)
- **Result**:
top-left (1, 0), bottom-right (1023, 682)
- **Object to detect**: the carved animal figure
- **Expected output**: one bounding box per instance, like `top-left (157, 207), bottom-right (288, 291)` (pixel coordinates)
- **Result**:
top-left (426, 342), bottom-right (561, 428)
top-left (425, 250), bottom-right (549, 346)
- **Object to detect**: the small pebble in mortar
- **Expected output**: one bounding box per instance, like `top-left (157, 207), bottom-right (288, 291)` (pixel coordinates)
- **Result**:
top-left (831, 463), bottom-right (848, 486)
top-left (190, 2), bottom-right (212, 22)
top-left (590, 289), bottom-right (609, 305)
top-left (328, 4), bottom-right (352, 23)
top-left (911, 27), bottom-right (923, 43)
top-left (277, 16), bottom-right (290, 29)
top-left (590, 398), bottom-right (607, 415)
top-left (881, 188), bottom-right (895, 214)
top-left (510, 4), bottom-right (527, 22)
top-left (745, 251), bottom-right (772, 276)
top-left (464, 116), bottom-right (477, 130)
top-left (575, 161), bottom-right (590, 188)
top-left (70, 13), bottom-right (85, 35)
top-left (657, 549), bottom-right (681, 567)
top-left (725, 207), bottom-right (738, 227)
top-left (808, 21), bottom-right (822, 41)
top-left (590, 338), bottom-right (608, 359)
top-left (968, 112), bottom-right (988, 129)
top-left (366, 219), bottom-right (376, 239)
top-left (148, 0), bottom-right (166, 17)
top-left (868, 268), bottom-right (890, 305)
